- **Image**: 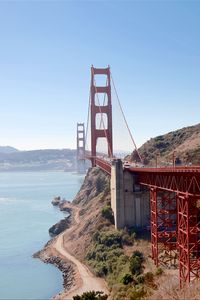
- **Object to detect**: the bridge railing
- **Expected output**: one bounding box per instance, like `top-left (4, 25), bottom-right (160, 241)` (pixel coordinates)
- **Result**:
top-left (129, 166), bottom-right (200, 173)
top-left (85, 154), bottom-right (111, 175)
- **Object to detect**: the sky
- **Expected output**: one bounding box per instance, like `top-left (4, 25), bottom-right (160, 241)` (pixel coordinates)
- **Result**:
top-left (0, 0), bottom-right (200, 151)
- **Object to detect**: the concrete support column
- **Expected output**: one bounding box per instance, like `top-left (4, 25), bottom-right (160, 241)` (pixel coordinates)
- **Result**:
top-left (111, 159), bottom-right (150, 230)
top-left (111, 159), bottom-right (125, 229)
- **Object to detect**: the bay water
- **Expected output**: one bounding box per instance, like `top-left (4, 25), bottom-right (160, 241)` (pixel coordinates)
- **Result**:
top-left (0, 172), bottom-right (84, 300)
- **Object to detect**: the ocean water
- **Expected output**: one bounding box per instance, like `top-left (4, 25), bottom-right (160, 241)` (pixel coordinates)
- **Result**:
top-left (0, 171), bottom-right (84, 300)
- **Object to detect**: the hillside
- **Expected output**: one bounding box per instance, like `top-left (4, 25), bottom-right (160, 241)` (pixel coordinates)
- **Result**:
top-left (0, 146), bottom-right (19, 154)
top-left (0, 148), bottom-right (77, 171)
top-left (131, 123), bottom-right (200, 166)
top-left (37, 167), bottom-right (200, 299)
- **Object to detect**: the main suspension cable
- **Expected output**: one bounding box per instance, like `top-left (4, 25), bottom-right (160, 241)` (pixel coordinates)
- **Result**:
top-left (110, 72), bottom-right (143, 163)
top-left (85, 87), bottom-right (91, 152)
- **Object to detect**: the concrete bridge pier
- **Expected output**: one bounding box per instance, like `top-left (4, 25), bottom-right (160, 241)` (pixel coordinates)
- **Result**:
top-left (111, 159), bottom-right (150, 229)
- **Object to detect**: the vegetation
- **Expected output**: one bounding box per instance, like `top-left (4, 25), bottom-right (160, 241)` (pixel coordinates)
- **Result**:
top-left (129, 251), bottom-right (144, 275)
top-left (101, 205), bottom-right (114, 223)
top-left (73, 291), bottom-right (108, 300)
top-left (131, 123), bottom-right (200, 165)
top-left (86, 228), bottom-right (134, 285)
top-left (86, 226), bottom-right (158, 299)
top-left (155, 267), bottom-right (163, 276)
top-left (121, 273), bottom-right (133, 285)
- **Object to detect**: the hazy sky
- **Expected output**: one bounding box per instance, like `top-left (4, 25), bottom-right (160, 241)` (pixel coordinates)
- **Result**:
top-left (0, 0), bottom-right (200, 151)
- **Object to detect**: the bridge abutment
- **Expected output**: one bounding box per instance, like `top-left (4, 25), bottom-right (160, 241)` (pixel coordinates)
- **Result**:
top-left (111, 159), bottom-right (150, 229)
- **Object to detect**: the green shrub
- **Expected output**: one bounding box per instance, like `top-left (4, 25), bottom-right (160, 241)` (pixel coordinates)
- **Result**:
top-left (99, 231), bottom-right (123, 247)
top-left (155, 267), bottom-right (163, 275)
top-left (144, 272), bottom-right (154, 283)
top-left (129, 251), bottom-right (144, 276)
top-left (95, 262), bottom-right (108, 277)
top-left (130, 256), bottom-right (143, 275)
top-left (121, 273), bottom-right (133, 285)
top-left (136, 274), bottom-right (145, 284)
top-left (93, 230), bottom-right (100, 242)
top-left (121, 232), bottom-right (134, 246)
top-left (132, 250), bottom-right (144, 263)
top-left (128, 285), bottom-right (146, 300)
top-left (101, 206), bottom-right (114, 223)
top-left (73, 290), bottom-right (108, 300)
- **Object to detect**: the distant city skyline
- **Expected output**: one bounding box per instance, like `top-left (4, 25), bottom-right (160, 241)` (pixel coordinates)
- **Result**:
top-left (0, 1), bottom-right (200, 151)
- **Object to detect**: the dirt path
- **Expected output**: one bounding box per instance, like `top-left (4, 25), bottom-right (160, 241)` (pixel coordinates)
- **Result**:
top-left (53, 203), bottom-right (109, 299)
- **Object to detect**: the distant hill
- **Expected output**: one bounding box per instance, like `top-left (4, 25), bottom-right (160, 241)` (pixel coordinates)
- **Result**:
top-left (0, 146), bottom-right (19, 154)
top-left (131, 123), bottom-right (200, 166)
top-left (0, 148), bottom-right (79, 171)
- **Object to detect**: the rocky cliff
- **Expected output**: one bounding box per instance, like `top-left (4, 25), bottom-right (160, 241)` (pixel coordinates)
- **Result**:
top-left (62, 167), bottom-right (111, 261)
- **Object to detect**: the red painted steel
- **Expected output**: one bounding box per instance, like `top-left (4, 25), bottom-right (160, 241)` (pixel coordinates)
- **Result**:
top-left (177, 194), bottom-right (200, 287)
top-left (85, 153), bottom-right (111, 175)
top-left (130, 167), bottom-right (200, 196)
top-left (86, 66), bottom-right (200, 288)
top-left (150, 188), bottom-right (158, 266)
top-left (150, 188), bottom-right (177, 268)
top-left (90, 66), bottom-right (113, 167)
top-left (95, 157), bottom-right (111, 175)
top-left (77, 123), bottom-right (85, 160)
top-left (86, 157), bottom-right (199, 287)
top-left (130, 167), bottom-right (200, 287)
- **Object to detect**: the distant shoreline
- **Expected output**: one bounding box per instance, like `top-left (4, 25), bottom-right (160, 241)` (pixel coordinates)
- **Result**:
top-left (0, 169), bottom-right (77, 173)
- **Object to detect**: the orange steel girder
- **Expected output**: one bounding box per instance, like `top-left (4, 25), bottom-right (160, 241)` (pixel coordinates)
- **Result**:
top-left (135, 169), bottom-right (200, 287)
top-left (177, 194), bottom-right (200, 287)
top-left (136, 170), bottom-right (200, 195)
top-left (150, 188), bottom-right (177, 267)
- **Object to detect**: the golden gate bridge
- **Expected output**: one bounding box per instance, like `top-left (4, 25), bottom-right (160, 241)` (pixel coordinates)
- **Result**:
top-left (76, 66), bottom-right (200, 288)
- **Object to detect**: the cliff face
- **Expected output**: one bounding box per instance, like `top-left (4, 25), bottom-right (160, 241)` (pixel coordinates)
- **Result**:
top-left (131, 123), bottom-right (200, 165)
top-left (73, 167), bottom-right (110, 205)
top-left (62, 167), bottom-right (111, 261)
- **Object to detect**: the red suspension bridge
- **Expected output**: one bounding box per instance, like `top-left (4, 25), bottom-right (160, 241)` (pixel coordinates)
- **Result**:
top-left (77, 66), bottom-right (200, 287)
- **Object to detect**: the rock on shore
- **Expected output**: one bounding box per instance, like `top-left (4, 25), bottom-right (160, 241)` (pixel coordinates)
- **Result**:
top-left (51, 196), bottom-right (61, 206)
top-left (49, 216), bottom-right (71, 236)
top-left (33, 250), bottom-right (76, 293)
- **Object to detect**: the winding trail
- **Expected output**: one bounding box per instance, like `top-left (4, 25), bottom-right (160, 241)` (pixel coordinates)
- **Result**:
top-left (53, 204), bottom-right (109, 298)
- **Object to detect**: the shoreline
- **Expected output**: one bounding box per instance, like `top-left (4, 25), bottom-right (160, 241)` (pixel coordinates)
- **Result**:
top-left (33, 239), bottom-right (79, 299)
top-left (33, 201), bottom-right (108, 299)
top-left (33, 202), bottom-right (80, 299)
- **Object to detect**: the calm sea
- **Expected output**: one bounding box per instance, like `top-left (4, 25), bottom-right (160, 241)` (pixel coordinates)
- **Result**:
top-left (0, 171), bottom-right (84, 300)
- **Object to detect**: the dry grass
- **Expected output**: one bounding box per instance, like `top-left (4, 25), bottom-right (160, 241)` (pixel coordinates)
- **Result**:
top-left (147, 276), bottom-right (200, 300)
top-left (131, 123), bottom-right (200, 165)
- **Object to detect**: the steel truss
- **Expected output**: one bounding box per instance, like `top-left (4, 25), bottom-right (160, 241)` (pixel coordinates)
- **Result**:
top-left (134, 169), bottom-right (200, 195)
top-left (138, 169), bottom-right (200, 287)
top-left (177, 193), bottom-right (200, 287)
top-left (150, 188), bottom-right (177, 267)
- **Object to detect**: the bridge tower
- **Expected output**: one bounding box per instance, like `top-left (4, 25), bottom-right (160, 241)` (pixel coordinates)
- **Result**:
top-left (77, 123), bottom-right (86, 173)
top-left (90, 66), bottom-right (113, 167)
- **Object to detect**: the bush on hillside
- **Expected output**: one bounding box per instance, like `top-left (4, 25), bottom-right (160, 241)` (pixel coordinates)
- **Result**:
top-left (129, 251), bottom-right (144, 275)
top-left (130, 256), bottom-right (143, 275)
top-left (121, 273), bottom-right (133, 285)
top-left (101, 205), bottom-right (114, 223)
top-left (73, 291), bottom-right (108, 300)
top-left (155, 267), bottom-right (163, 276)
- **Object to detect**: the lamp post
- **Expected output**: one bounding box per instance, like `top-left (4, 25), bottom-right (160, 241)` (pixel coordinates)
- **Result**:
top-left (173, 151), bottom-right (176, 168)
top-left (155, 152), bottom-right (160, 168)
